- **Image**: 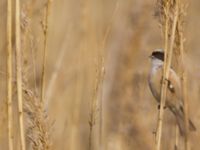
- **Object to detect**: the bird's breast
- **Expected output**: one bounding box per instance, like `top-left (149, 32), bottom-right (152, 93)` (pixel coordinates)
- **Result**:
top-left (148, 68), bottom-right (162, 103)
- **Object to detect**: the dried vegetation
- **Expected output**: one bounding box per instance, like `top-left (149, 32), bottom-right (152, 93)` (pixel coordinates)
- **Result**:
top-left (0, 0), bottom-right (200, 150)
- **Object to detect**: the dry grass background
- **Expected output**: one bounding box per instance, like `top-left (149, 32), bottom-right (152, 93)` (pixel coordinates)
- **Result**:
top-left (0, 0), bottom-right (200, 150)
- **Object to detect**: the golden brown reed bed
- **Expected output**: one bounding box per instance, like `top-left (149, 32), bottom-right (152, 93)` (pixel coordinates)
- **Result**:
top-left (0, 0), bottom-right (200, 150)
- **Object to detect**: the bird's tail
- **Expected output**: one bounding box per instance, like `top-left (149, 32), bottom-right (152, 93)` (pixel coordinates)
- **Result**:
top-left (174, 108), bottom-right (196, 136)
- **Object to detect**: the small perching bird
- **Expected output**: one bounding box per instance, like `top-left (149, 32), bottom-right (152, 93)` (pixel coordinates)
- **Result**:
top-left (148, 49), bottom-right (196, 135)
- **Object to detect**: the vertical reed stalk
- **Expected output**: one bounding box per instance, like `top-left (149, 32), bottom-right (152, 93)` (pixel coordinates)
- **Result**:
top-left (6, 0), bottom-right (13, 149)
top-left (89, 59), bottom-right (101, 150)
top-left (176, 0), bottom-right (190, 148)
top-left (179, 27), bottom-right (190, 150)
top-left (175, 125), bottom-right (179, 150)
top-left (155, 1), bottom-right (179, 150)
top-left (182, 74), bottom-right (189, 150)
top-left (155, 1), bottom-right (169, 148)
top-left (15, 0), bottom-right (26, 149)
top-left (41, 0), bottom-right (52, 103)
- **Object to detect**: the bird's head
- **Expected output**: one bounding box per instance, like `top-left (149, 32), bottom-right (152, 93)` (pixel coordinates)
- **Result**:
top-left (150, 49), bottom-right (164, 67)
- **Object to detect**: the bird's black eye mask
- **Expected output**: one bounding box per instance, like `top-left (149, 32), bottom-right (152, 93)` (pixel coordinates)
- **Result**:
top-left (152, 51), bottom-right (164, 61)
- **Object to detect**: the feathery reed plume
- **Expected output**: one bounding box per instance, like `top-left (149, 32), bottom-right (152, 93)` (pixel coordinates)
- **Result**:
top-left (21, 2), bottom-right (38, 95)
top-left (89, 63), bottom-right (101, 150)
top-left (41, 0), bottom-right (52, 103)
top-left (6, 0), bottom-right (14, 149)
top-left (19, 1), bottom-right (52, 149)
top-left (21, 1), bottom-right (37, 93)
top-left (15, 0), bottom-right (26, 149)
top-left (24, 89), bottom-right (51, 150)
top-left (75, 1), bottom-right (98, 149)
top-left (88, 1), bottom-right (120, 149)
top-left (155, 1), bottom-right (179, 150)
top-left (86, 3), bottom-right (99, 150)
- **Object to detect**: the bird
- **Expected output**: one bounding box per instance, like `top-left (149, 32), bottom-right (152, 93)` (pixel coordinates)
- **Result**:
top-left (148, 49), bottom-right (196, 135)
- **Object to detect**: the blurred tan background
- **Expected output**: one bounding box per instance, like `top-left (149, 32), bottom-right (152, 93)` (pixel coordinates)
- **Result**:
top-left (0, 0), bottom-right (200, 150)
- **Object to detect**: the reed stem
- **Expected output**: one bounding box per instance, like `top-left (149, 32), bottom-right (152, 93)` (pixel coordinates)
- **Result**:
top-left (155, 1), bottom-right (179, 150)
top-left (41, 0), bottom-right (52, 103)
top-left (179, 29), bottom-right (190, 150)
top-left (15, 0), bottom-right (26, 149)
top-left (6, 0), bottom-right (14, 149)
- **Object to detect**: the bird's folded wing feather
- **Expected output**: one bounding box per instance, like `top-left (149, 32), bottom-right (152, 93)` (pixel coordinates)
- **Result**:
top-left (166, 69), bottom-right (183, 107)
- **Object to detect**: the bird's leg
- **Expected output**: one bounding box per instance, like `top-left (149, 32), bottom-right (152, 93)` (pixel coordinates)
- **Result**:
top-left (164, 78), bottom-right (170, 83)
top-left (157, 104), bottom-right (167, 110)
top-left (161, 76), bottom-right (170, 84)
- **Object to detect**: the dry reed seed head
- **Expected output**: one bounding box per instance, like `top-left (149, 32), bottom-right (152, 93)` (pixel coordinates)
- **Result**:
top-left (23, 88), bottom-right (52, 150)
top-left (154, 0), bottom-right (170, 23)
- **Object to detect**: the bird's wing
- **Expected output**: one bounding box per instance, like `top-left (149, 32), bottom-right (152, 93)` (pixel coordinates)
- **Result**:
top-left (149, 66), bottom-right (182, 107)
top-left (166, 68), bottom-right (183, 108)
top-left (168, 69), bottom-right (181, 98)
